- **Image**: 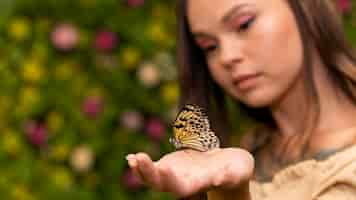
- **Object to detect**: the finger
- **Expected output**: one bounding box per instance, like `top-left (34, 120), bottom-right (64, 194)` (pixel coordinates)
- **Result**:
top-left (135, 153), bottom-right (161, 189)
top-left (126, 154), bottom-right (137, 167)
top-left (126, 154), bottom-right (144, 183)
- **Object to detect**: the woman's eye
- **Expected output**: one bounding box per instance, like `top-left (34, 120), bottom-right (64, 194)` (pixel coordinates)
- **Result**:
top-left (203, 45), bottom-right (217, 53)
top-left (239, 17), bottom-right (255, 31)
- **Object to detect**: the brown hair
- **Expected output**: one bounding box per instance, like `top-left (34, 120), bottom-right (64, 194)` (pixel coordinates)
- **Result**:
top-left (176, 0), bottom-right (356, 156)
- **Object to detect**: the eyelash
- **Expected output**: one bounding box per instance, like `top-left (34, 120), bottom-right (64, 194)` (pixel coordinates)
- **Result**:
top-left (238, 17), bottom-right (255, 32)
top-left (201, 17), bottom-right (255, 54)
top-left (203, 45), bottom-right (217, 53)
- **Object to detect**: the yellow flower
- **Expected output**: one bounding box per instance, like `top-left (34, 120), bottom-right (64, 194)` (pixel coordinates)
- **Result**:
top-left (12, 184), bottom-right (34, 200)
top-left (47, 112), bottom-right (64, 134)
top-left (19, 87), bottom-right (41, 109)
top-left (147, 22), bottom-right (169, 44)
top-left (51, 144), bottom-right (70, 162)
top-left (120, 47), bottom-right (141, 70)
top-left (3, 129), bottom-right (22, 157)
top-left (8, 18), bottom-right (31, 41)
top-left (14, 87), bottom-right (41, 118)
top-left (52, 168), bottom-right (74, 189)
top-left (22, 60), bottom-right (45, 83)
top-left (161, 82), bottom-right (179, 105)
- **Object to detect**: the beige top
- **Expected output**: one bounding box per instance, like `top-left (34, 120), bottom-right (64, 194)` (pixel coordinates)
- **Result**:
top-left (250, 142), bottom-right (356, 200)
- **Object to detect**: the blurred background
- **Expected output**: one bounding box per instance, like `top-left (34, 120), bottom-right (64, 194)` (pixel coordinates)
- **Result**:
top-left (0, 0), bottom-right (354, 199)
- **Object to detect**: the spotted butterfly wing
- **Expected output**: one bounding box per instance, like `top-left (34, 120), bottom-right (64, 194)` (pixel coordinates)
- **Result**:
top-left (170, 104), bottom-right (220, 151)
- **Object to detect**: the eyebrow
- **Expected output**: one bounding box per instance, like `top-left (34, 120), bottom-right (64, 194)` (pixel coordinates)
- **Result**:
top-left (192, 3), bottom-right (250, 39)
top-left (222, 3), bottom-right (250, 24)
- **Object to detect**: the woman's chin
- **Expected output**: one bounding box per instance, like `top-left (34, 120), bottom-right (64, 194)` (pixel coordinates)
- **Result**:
top-left (242, 99), bottom-right (271, 108)
top-left (235, 92), bottom-right (277, 108)
top-left (227, 86), bottom-right (281, 108)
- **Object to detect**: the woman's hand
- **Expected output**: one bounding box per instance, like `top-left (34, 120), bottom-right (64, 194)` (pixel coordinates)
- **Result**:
top-left (126, 148), bottom-right (254, 198)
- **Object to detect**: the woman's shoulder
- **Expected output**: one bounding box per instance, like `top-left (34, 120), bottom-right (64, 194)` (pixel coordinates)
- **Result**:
top-left (311, 126), bottom-right (356, 161)
top-left (250, 143), bottom-right (356, 199)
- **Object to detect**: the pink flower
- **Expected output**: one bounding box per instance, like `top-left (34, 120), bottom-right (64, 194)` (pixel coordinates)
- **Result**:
top-left (145, 118), bottom-right (166, 141)
top-left (120, 111), bottom-right (144, 131)
top-left (24, 121), bottom-right (48, 147)
top-left (127, 0), bottom-right (145, 7)
top-left (82, 96), bottom-right (104, 119)
top-left (51, 23), bottom-right (79, 51)
top-left (94, 30), bottom-right (118, 52)
top-left (122, 168), bottom-right (142, 190)
top-left (338, 0), bottom-right (352, 14)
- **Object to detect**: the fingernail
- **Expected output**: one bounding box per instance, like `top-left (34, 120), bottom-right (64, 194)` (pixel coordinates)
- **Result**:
top-left (126, 154), bottom-right (135, 161)
top-left (126, 154), bottom-right (138, 167)
top-left (128, 159), bottom-right (138, 167)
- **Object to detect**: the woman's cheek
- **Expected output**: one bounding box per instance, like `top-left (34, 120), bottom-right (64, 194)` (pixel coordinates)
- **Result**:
top-left (208, 63), bottom-right (228, 85)
top-left (209, 67), bottom-right (223, 86)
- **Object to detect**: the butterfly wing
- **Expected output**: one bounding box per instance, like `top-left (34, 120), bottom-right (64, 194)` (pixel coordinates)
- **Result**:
top-left (172, 109), bottom-right (204, 151)
top-left (171, 104), bottom-right (220, 151)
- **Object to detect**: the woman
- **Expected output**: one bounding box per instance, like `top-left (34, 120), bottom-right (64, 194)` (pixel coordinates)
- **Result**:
top-left (126, 0), bottom-right (356, 199)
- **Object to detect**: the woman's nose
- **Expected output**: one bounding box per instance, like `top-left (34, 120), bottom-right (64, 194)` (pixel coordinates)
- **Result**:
top-left (219, 39), bottom-right (244, 68)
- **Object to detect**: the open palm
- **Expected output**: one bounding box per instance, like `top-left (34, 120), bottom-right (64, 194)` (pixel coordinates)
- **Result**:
top-left (126, 148), bottom-right (254, 198)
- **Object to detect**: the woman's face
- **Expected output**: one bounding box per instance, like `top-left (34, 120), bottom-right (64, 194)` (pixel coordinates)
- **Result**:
top-left (187, 0), bottom-right (304, 107)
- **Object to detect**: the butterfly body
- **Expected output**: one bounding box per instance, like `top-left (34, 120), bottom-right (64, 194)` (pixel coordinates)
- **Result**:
top-left (170, 104), bottom-right (220, 151)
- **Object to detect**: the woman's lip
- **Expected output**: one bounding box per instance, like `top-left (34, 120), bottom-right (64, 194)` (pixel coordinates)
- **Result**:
top-left (234, 73), bottom-right (261, 90)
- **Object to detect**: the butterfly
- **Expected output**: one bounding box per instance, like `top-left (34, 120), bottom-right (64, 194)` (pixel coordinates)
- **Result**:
top-left (169, 104), bottom-right (220, 151)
